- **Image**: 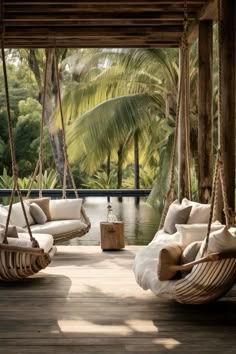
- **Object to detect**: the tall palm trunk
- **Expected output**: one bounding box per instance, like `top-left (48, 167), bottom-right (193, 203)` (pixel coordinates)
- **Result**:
top-left (106, 151), bottom-right (111, 178)
top-left (134, 129), bottom-right (140, 205)
top-left (117, 145), bottom-right (123, 189)
top-left (134, 129), bottom-right (140, 189)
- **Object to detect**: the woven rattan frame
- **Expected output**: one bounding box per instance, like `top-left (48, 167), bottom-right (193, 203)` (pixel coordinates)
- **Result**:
top-left (0, 244), bottom-right (54, 281)
top-left (174, 251), bottom-right (236, 304)
top-left (51, 205), bottom-right (91, 243)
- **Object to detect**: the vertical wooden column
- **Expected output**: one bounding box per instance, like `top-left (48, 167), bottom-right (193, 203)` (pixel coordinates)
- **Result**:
top-left (220, 0), bottom-right (235, 213)
top-left (178, 45), bottom-right (191, 201)
top-left (198, 21), bottom-right (213, 203)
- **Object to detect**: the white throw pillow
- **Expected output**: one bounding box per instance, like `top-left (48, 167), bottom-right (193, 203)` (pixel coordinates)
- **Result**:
top-left (182, 198), bottom-right (211, 224)
top-left (4, 202), bottom-right (35, 227)
top-left (176, 222), bottom-right (223, 247)
top-left (50, 199), bottom-right (83, 220)
top-left (197, 226), bottom-right (236, 258)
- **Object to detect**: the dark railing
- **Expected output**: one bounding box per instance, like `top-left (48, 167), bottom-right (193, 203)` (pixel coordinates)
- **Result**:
top-left (0, 188), bottom-right (151, 198)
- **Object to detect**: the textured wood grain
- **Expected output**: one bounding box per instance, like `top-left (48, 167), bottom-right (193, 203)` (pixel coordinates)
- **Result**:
top-left (198, 20), bottom-right (213, 203)
top-left (1, 0), bottom-right (218, 48)
top-left (0, 245), bottom-right (235, 354)
top-left (100, 222), bottom-right (125, 250)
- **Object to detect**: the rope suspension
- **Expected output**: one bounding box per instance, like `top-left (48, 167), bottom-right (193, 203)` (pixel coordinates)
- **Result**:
top-left (26, 50), bottom-right (50, 199)
top-left (159, 1), bottom-right (190, 229)
top-left (27, 49), bottom-right (79, 200)
top-left (202, 0), bottom-right (234, 254)
top-left (1, 9), bottom-right (38, 247)
top-left (53, 50), bottom-right (79, 200)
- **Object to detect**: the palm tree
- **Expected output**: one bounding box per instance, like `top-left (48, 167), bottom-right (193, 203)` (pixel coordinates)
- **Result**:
top-left (52, 47), bottom-right (199, 204)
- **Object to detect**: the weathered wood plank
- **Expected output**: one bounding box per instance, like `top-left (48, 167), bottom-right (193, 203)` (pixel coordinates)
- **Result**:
top-left (220, 0), bottom-right (235, 213)
top-left (0, 246), bottom-right (235, 354)
top-left (1, 0), bottom-right (211, 48)
top-left (198, 20), bottom-right (213, 203)
top-left (178, 45), bottom-right (191, 200)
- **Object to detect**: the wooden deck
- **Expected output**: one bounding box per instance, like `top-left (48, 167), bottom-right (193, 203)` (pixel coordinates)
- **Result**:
top-left (0, 245), bottom-right (236, 354)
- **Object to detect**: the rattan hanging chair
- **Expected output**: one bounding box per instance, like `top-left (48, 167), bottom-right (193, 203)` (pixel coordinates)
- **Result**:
top-left (0, 39), bottom-right (56, 281)
top-left (134, 0), bottom-right (236, 304)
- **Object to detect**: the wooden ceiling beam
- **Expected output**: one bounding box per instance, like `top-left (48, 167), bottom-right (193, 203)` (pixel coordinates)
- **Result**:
top-left (3, 40), bottom-right (179, 49)
top-left (187, 0), bottom-right (217, 43)
top-left (1, 0), bottom-right (212, 48)
top-left (5, 1), bottom-right (207, 5)
top-left (5, 13), bottom-right (196, 22)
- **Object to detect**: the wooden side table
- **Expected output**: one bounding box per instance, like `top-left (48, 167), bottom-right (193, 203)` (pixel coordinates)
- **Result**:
top-left (100, 221), bottom-right (125, 250)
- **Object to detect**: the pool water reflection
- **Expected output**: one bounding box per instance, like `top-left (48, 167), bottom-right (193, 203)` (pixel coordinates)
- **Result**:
top-left (66, 197), bottom-right (160, 246)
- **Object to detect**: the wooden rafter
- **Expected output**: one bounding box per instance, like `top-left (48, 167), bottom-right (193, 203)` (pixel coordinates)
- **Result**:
top-left (1, 0), bottom-right (217, 48)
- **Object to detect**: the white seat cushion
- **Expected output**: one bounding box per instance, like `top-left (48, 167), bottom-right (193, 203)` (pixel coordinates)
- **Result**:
top-left (7, 237), bottom-right (32, 248)
top-left (49, 199), bottom-right (83, 220)
top-left (18, 233), bottom-right (54, 253)
top-left (133, 229), bottom-right (181, 299)
top-left (28, 219), bottom-right (87, 236)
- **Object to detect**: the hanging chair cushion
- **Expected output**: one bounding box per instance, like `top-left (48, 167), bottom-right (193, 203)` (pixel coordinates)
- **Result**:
top-left (29, 219), bottom-right (87, 236)
top-left (25, 197), bottom-right (51, 221)
top-left (17, 232), bottom-right (54, 253)
top-left (163, 200), bottom-right (192, 234)
top-left (158, 243), bottom-right (183, 281)
top-left (133, 229), bottom-right (181, 299)
top-left (175, 221), bottom-right (223, 247)
top-left (49, 199), bottom-right (83, 220)
top-left (182, 198), bottom-right (211, 224)
top-left (30, 203), bottom-right (47, 224)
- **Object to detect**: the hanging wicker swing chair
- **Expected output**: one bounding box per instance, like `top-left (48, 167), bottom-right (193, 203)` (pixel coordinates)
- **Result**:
top-left (25, 50), bottom-right (91, 244)
top-left (134, 0), bottom-right (236, 304)
top-left (0, 43), bottom-right (56, 281)
top-left (159, 0), bottom-right (236, 304)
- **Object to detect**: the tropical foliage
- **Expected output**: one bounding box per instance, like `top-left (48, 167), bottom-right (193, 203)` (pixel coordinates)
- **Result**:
top-left (0, 34), bottom-right (219, 207)
top-left (0, 168), bottom-right (58, 189)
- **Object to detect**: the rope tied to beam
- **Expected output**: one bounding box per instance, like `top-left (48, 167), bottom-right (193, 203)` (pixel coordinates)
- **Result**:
top-left (202, 0), bottom-right (234, 255)
top-left (1, 15), bottom-right (38, 247)
top-left (158, 1), bottom-right (190, 230)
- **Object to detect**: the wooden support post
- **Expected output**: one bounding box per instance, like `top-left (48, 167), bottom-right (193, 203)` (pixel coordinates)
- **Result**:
top-left (198, 21), bottom-right (213, 203)
top-left (178, 45), bottom-right (191, 201)
top-left (220, 0), bottom-right (235, 213)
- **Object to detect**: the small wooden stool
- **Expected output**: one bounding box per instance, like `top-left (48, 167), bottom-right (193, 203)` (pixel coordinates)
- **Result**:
top-left (100, 221), bottom-right (125, 250)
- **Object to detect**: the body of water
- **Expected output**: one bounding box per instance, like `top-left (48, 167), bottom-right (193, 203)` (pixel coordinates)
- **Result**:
top-left (0, 195), bottom-right (161, 246)
top-left (66, 197), bottom-right (160, 246)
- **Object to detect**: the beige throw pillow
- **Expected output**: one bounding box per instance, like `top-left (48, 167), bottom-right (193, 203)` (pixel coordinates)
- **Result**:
top-left (163, 200), bottom-right (192, 234)
top-left (181, 241), bottom-right (202, 265)
top-left (26, 197), bottom-right (51, 221)
top-left (30, 203), bottom-right (47, 224)
top-left (0, 225), bottom-right (18, 243)
top-left (158, 243), bottom-right (183, 281)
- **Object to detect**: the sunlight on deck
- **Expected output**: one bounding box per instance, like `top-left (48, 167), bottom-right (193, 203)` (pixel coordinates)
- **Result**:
top-left (0, 246), bottom-right (235, 354)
